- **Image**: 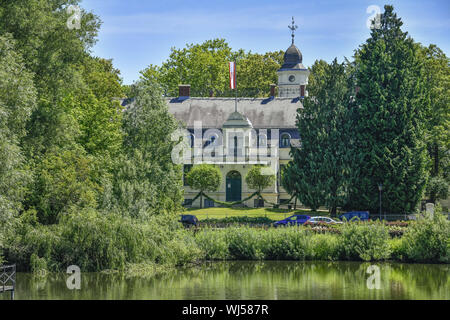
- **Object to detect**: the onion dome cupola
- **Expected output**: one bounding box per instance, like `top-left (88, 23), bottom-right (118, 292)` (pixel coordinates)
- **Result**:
top-left (280, 44), bottom-right (304, 70)
top-left (277, 17), bottom-right (310, 98)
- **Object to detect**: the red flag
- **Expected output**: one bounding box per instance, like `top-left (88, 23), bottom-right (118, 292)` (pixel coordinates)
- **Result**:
top-left (229, 62), bottom-right (236, 89)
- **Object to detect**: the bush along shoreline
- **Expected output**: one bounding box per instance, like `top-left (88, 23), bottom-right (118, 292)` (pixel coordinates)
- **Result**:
top-left (195, 212), bottom-right (449, 264)
top-left (1, 210), bottom-right (448, 275)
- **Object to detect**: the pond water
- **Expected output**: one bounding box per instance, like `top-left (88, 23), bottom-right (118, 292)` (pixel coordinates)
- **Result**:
top-left (3, 261), bottom-right (449, 300)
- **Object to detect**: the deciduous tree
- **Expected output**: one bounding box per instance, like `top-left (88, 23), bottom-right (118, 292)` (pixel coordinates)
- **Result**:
top-left (186, 164), bottom-right (222, 208)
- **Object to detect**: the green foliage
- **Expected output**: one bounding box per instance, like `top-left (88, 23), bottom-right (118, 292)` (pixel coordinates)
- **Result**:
top-left (0, 0), bottom-right (100, 93)
top-left (5, 209), bottom-right (200, 272)
top-left (280, 161), bottom-right (300, 208)
top-left (347, 5), bottom-right (429, 214)
top-left (290, 59), bottom-right (351, 214)
top-left (401, 211), bottom-right (450, 263)
top-left (226, 227), bottom-right (265, 260)
top-left (262, 228), bottom-right (314, 260)
top-left (186, 164), bottom-right (222, 193)
top-left (0, 34), bottom-right (36, 237)
top-left (339, 222), bottom-right (391, 261)
top-left (140, 39), bottom-right (284, 97)
top-left (245, 165), bottom-right (275, 193)
top-left (310, 234), bottom-right (341, 261)
top-left (420, 45), bottom-right (450, 178)
top-left (29, 149), bottom-right (100, 224)
top-left (195, 225), bottom-right (393, 262)
top-left (0, 34), bottom-right (37, 140)
top-left (107, 80), bottom-right (184, 218)
top-left (195, 229), bottom-right (229, 260)
top-left (186, 164), bottom-right (221, 208)
top-left (425, 176), bottom-right (449, 204)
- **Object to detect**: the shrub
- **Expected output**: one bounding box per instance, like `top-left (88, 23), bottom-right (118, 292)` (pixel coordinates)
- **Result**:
top-left (160, 230), bottom-right (202, 266)
top-left (226, 227), bottom-right (264, 260)
top-left (195, 228), bottom-right (229, 260)
top-left (5, 209), bottom-right (199, 272)
top-left (310, 234), bottom-right (340, 261)
top-left (389, 238), bottom-right (405, 261)
top-left (30, 253), bottom-right (48, 275)
top-left (401, 211), bottom-right (450, 263)
top-left (339, 222), bottom-right (391, 261)
top-left (272, 228), bottom-right (314, 260)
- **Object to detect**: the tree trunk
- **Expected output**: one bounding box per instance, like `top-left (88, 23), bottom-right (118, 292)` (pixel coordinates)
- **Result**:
top-left (330, 206), bottom-right (337, 218)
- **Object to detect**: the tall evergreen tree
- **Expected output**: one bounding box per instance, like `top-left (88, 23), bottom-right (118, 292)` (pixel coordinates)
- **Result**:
top-left (347, 5), bottom-right (429, 215)
top-left (289, 59), bottom-right (351, 215)
top-left (421, 45), bottom-right (449, 179)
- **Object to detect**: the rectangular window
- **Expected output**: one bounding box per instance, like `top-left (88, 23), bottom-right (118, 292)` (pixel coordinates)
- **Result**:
top-left (204, 199), bottom-right (214, 208)
top-left (300, 85), bottom-right (305, 97)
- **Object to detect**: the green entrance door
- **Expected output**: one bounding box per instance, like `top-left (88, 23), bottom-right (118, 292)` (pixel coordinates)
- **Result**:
top-left (226, 171), bottom-right (242, 202)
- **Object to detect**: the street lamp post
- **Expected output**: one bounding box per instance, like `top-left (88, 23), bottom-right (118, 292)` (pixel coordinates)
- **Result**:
top-left (378, 184), bottom-right (383, 221)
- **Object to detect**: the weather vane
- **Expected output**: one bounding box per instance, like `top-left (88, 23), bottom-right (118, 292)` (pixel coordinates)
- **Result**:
top-left (288, 16), bottom-right (298, 44)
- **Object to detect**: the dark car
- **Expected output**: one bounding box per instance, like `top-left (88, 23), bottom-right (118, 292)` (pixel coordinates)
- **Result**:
top-left (274, 215), bottom-right (311, 227)
top-left (339, 211), bottom-right (370, 222)
top-left (180, 215), bottom-right (199, 228)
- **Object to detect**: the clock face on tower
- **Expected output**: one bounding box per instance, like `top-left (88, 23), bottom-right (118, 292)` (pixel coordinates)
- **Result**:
top-left (289, 75), bottom-right (296, 82)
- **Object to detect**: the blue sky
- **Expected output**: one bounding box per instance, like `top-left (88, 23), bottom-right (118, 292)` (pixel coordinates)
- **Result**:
top-left (81, 0), bottom-right (450, 84)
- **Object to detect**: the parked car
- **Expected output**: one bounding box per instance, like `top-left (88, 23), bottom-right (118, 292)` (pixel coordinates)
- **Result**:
top-left (180, 215), bottom-right (198, 228)
top-left (339, 211), bottom-right (370, 222)
top-left (306, 216), bottom-right (343, 225)
top-left (274, 215), bottom-right (311, 227)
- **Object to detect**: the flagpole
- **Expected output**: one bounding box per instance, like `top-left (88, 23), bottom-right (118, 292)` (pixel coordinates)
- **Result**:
top-left (234, 60), bottom-right (237, 113)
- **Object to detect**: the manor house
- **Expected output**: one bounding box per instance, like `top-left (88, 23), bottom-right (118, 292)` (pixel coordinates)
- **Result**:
top-left (166, 34), bottom-right (310, 208)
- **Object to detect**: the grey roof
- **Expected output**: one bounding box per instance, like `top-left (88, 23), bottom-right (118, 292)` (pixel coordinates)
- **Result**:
top-left (279, 44), bottom-right (306, 70)
top-left (165, 97), bottom-right (302, 129)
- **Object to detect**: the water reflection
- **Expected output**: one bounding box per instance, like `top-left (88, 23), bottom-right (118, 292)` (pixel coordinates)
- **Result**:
top-left (3, 261), bottom-right (449, 300)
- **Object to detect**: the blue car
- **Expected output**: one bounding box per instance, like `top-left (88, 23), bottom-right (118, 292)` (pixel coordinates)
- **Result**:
top-left (339, 211), bottom-right (369, 221)
top-left (274, 215), bottom-right (311, 227)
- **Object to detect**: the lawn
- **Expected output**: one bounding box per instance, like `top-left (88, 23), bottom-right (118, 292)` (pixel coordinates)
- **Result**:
top-left (185, 207), bottom-right (329, 221)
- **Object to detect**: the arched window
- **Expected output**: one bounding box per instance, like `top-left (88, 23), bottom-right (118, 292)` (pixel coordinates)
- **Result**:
top-left (280, 133), bottom-right (291, 148)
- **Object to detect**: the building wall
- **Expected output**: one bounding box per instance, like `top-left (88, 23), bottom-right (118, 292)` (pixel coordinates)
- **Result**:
top-left (183, 131), bottom-right (296, 208)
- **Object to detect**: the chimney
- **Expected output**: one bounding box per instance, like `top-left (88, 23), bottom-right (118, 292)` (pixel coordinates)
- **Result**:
top-left (179, 84), bottom-right (191, 98)
top-left (270, 84), bottom-right (276, 97)
top-left (300, 85), bottom-right (305, 98)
